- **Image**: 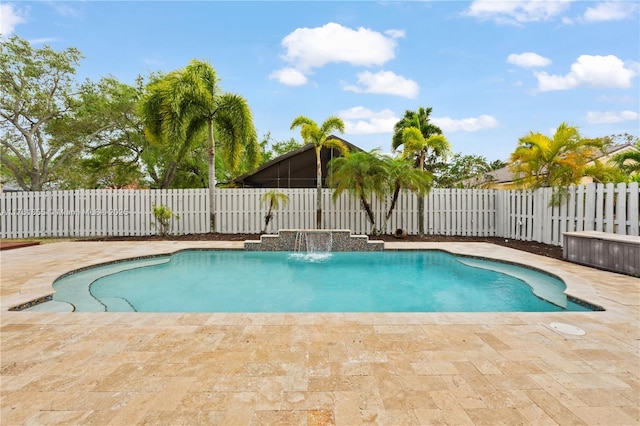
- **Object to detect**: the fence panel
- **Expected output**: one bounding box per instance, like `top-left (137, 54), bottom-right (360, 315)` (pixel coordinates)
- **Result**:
top-left (604, 183), bottom-right (615, 233)
top-left (2, 184), bottom-right (638, 244)
top-left (614, 182), bottom-right (627, 235)
top-left (386, 190), bottom-right (417, 235)
top-left (626, 182), bottom-right (639, 236)
top-left (595, 184), bottom-right (605, 232)
top-left (494, 190), bottom-right (507, 239)
top-left (454, 189), bottom-right (463, 235)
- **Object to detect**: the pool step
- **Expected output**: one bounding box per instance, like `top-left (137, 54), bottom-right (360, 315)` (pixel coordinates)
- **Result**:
top-left (45, 257), bottom-right (171, 312)
top-left (98, 297), bottom-right (136, 312)
top-left (26, 300), bottom-right (74, 312)
top-left (457, 258), bottom-right (568, 308)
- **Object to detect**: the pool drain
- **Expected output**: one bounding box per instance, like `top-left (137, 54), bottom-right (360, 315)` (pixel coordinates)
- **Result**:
top-left (549, 322), bottom-right (585, 336)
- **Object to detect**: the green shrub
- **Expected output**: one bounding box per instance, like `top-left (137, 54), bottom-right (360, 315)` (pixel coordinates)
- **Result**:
top-left (151, 205), bottom-right (179, 237)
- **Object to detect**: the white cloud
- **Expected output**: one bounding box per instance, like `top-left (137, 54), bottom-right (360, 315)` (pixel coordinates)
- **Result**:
top-left (279, 22), bottom-right (401, 72)
top-left (585, 110), bottom-right (639, 124)
top-left (271, 22), bottom-right (410, 90)
top-left (342, 70), bottom-right (419, 99)
top-left (338, 107), bottom-right (398, 135)
top-left (535, 55), bottom-right (638, 91)
top-left (385, 29), bottom-right (406, 39)
top-left (464, 0), bottom-right (573, 25)
top-left (0, 4), bottom-right (26, 36)
top-left (432, 115), bottom-right (500, 132)
top-left (583, 1), bottom-right (639, 22)
top-left (507, 52), bottom-right (552, 68)
top-left (268, 68), bottom-right (308, 86)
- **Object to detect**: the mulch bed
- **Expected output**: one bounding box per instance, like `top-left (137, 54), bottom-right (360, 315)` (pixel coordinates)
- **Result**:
top-left (0, 241), bottom-right (40, 251)
top-left (82, 233), bottom-right (565, 260)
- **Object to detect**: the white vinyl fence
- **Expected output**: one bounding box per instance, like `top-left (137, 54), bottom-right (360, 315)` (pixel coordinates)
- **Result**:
top-left (1, 183), bottom-right (638, 246)
top-left (498, 183), bottom-right (640, 245)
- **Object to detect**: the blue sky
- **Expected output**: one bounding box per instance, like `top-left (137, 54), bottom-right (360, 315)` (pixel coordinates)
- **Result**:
top-left (2, 1), bottom-right (639, 162)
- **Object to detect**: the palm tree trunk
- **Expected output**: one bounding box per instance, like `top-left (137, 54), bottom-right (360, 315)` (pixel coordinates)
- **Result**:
top-left (208, 120), bottom-right (216, 232)
top-left (262, 201), bottom-right (274, 234)
top-left (315, 146), bottom-right (322, 229)
top-left (360, 196), bottom-right (376, 230)
top-left (161, 161), bottom-right (178, 189)
top-left (385, 186), bottom-right (401, 223)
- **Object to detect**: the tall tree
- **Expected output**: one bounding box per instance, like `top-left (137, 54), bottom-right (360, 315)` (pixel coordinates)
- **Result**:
top-left (290, 115), bottom-right (347, 229)
top-left (253, 133), bottom-right (302, 167)
top-left (392, 108), bottom-right (450, 235)
top-left (439, 153), bottom-right (488, 188)
top-left (391, 107), bottom-right (449, 177)
top-left (0, 36), bottom-right (84, 190)
top-left (438, 153), bottom-right (507, 188)
top-left (142, 137), bottom-right (212, 189)
top-left (328, 150), bottom-right (386, 232)
top-left (139, 60), bottom-right (259, 231)
top-left (53, 76), bottom-right (150, 189)
top-left (271, 137), bottom-right (303, 158)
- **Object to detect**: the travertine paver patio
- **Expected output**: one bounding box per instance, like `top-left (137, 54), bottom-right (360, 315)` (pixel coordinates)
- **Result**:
top-left (1, 241), bottom-right (638, 425)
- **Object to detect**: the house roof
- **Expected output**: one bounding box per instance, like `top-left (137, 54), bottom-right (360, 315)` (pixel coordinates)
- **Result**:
top-left (233, 135), bottom-right (361, 188)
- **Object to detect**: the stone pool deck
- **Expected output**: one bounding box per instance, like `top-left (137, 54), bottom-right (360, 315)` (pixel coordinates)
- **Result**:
top-left (1, 241), bottom-right (638, 425)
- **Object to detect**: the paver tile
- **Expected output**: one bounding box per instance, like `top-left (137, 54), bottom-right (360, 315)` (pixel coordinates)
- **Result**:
top-left (1, 241), bottom-right (638, 425)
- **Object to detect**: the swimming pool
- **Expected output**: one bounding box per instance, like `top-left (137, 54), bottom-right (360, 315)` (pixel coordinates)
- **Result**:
top-left (34, 250), bottom-right (594, 313)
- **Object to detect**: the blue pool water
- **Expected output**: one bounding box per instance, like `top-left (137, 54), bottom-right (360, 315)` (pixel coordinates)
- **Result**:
top-left (45, 250), bottom-right (593, 313)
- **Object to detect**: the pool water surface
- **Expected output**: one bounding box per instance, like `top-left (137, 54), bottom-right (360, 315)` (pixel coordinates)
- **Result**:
top-left (41, 250), bottom-right (593, 313)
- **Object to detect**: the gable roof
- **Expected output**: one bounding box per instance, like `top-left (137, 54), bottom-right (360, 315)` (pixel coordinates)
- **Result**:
top-left (233, 135), bottom-right (362, 188)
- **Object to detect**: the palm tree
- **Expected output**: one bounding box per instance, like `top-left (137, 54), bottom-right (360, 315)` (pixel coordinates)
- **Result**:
top-left (392, 107), bottom-right (441, 146)
top-left (583, 161), bottom-right (625, 184)
top-left (392, 107), bottom-right (449, 173)
top-left (381, 156), bottom-right (432, 233)
top-left (399, 127), bottom-right (450, 172)
top-left (290, 115), bottom-right (347, 229)
top-left (508, 123), bottom-right (624, 205)
top-left (612, 141), bottom-right (640, 179)
top-left (392, 109), bottom-right (450, 235)
top-left (260, 190), bottom-right (289, 233)
top-left (139, 60), bottom-right (259, 232)
top-left (509, 123), bottom-right (604, 189)
top-left (488, 159), bottom-right (507, 171)
top-left (328, 150), bottom-right (386, 232)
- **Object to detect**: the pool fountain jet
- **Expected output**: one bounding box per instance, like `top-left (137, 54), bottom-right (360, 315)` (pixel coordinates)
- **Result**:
top-left (244, 229), bottom-right (384, 252)
top-left (291, 231), bottom-right (333, 262)
top-left (294, 230), bottom-right (332, 253)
